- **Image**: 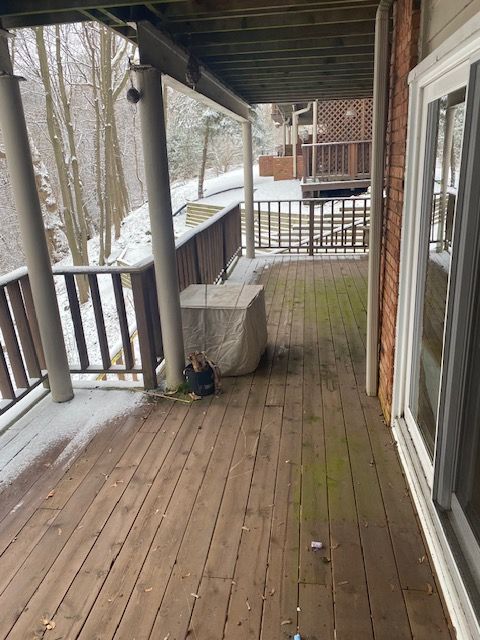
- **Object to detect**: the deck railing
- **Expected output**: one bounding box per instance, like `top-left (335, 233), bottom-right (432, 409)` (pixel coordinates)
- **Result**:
top-left (302, 141), bottom-right (371, 182)
top-left (248, 197), bottom-right (370, 254)
top-left (0, 202), bottom-right (242, 415)
top-left (0, 270), bottom-right (48, 417)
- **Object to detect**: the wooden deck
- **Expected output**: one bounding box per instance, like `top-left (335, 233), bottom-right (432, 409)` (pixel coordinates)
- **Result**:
top-left (0, 256), bottom-right (453, 640)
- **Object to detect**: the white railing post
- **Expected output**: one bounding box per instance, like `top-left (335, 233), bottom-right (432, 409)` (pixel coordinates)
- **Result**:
top-left (0, 35), bottom-right (73, 403)
top-left (312, 100), bottom-right (318, 180)
top-left (243, 120), bottom-right (255, 259)
top-left (136, 66), bottom-right (185, 390)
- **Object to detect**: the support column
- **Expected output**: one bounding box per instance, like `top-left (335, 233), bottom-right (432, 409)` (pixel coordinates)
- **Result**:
top-left (0, 36), bottom-right (72, 402)
top-left (366, 0), bottom-right (393, 396)
top-left (137, 67), bottom-right (185, 390)
top-left (243, 120), bottom-right (255, 259)
top-left (312, 100), bottom-right (318, 180)
top-left (282, 122), bottom-right (287, 155)
top-left (292, 109), bottom-right (298, 179)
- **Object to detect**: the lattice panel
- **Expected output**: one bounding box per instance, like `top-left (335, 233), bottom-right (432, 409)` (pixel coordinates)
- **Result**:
top-left (316, 98), bottom-right (373, 143)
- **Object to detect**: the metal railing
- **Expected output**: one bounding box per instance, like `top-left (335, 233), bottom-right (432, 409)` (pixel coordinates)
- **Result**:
top-left (247, 197), bottom-right (370, 254)
top-left (0, 202), bottom-right (242, 415)
top-left (302, 140), bottom-right (372, 182)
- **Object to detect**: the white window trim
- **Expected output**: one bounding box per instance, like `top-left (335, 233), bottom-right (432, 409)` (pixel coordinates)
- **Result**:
top-left (392, 12), bottom-right (480, 640)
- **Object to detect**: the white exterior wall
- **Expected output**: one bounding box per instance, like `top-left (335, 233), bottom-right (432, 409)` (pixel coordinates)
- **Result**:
top-left (421, 0), bottom-right (480, 57)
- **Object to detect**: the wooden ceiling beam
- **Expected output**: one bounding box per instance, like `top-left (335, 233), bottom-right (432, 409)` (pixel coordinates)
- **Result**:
top-left (185, 20), bottom-right (375, 46)
top-left (221, 64), bottom-right (374, 77)
top-left (208, 54), bottom-right (375, 69)
top-left (226, 73), bottom-right (374, 85)
top-left (232, 81), bottom-right (373, 92)
top-left (246, 94), bottom-right (373, 103)
top-left (0, 0), bottom-right (187, 18)
top-left (137, 21), bottom-right (251, 121)
top-left (193, 36), bottom-right (375, 57)
top-left (167, 6), bottom-right (378, 36)
top-left (157, 0), bottom-right (379, 21)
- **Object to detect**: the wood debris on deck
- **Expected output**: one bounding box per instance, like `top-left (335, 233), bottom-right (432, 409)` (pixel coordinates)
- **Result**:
top-left (0, 256), bottom-right (454, 639)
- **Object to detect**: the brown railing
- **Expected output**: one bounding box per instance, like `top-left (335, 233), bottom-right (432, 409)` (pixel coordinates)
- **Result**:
top-left (0, 269), bottom-right (48, 417)
top-left (249, 198), bottom-right (370, 254)
top-left (302, 141), bottom-right (371, 182)
top-left (0, 202), bottom-right (242, 415)
top-left (176, 201), bottom-right (241, 289)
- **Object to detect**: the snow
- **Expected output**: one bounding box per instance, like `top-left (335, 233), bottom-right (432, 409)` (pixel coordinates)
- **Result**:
top-left (0, 388), bottom-right (142, 489)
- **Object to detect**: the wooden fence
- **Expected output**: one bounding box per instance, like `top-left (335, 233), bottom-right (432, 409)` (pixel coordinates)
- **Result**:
top-left (0, 202), bottom-right (242, 415)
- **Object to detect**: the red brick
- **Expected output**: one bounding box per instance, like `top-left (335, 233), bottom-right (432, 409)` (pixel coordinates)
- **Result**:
top-left (379, 0), bottom-right (420, 424)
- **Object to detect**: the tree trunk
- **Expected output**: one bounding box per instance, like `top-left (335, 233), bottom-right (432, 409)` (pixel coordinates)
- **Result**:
top-left (35, 26), bottom-right (89, 302)
top-left (198, 121), bottom-right (210, 200)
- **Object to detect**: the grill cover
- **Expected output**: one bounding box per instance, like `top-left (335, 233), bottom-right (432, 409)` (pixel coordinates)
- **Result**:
top-left (180, 284), bottom-right (267, 376)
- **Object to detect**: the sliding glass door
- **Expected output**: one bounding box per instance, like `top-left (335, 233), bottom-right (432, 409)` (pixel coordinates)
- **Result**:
top-left (407, 87), bottom-right (466, 458)
top-left (403, 59), bottom-right (480, 595)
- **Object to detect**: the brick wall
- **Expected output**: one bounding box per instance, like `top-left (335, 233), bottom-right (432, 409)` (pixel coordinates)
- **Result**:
top-left (272, 156), bottom-right (304, 181)
top-left (259, 155), bottom-right (274, 177)
top-left (378, 0), bottom-right (421, 422)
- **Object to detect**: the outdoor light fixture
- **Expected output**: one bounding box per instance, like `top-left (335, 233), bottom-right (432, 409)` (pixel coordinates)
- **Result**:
top-left (126, 87), bottom-right (142, 104)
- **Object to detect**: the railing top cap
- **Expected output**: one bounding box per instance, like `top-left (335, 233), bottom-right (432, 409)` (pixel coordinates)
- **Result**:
top-left (301, 140), bottom-right (371, 147)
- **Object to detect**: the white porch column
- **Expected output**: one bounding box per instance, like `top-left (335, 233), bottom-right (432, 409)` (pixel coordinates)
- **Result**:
top-left (0, 36), bottom-right (73, 402)
top-left (137, 67), bottom-right (185, 390)
top-left (312, 100), bottom-right (318, 180)
top-left (292, 111), bottom-right (298, 178)
top-left (243, 120), bottom-right (255, 259)
top-left (366, 0), bottom-right (393, 396)
top-left (282, 122), bottom-right (287, 155)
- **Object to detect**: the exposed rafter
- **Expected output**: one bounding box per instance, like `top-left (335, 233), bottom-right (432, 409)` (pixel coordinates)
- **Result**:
top-left (0, 0), bottom-right (382, 104)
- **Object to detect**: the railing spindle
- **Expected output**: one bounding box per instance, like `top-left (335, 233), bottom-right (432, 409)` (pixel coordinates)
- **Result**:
top-left (65, 274), bottom-right (89, 371)
top-left (88, 274), bottom-right (111, 371)
top-left (111, 273), bottom-right (134, 370)
top-left (0, 287), bottom-right (28, 389)
top-left (6, 281), bottom-right (41, 379)
top-left (0, 344), bottom-right (15, 400)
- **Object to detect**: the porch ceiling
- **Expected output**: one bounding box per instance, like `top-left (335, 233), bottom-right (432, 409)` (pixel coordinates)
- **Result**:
top-left (0, 0), bottom-right (379, 104)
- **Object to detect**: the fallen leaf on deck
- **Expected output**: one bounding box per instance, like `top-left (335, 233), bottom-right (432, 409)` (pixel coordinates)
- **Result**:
top-left (144, 587), bottom-right (153, 592)
top-left (270, 588), bottom-right (275, 596)
top-left (41, 618), bottom-right (56, 630)
top-left (191, 593), bottom-right (200, 599)
top-left (241, 526), bottom-right (250, 532)
top-left (281, 619), bottom-right (292, 626)
top-left (246, 599), bottom-right (251, 611)
top-left (426, 583), bottom-right (434, 595)
top-left (46, 490), bottom-right (55, 499)
top-left (418, 555), bottom-right (426, 564)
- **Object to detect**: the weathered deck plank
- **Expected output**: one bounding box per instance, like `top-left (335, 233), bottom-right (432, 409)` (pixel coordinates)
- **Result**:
top-left (0, 255), bottom-right (453, 640)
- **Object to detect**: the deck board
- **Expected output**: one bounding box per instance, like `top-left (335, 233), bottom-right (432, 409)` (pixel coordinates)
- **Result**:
top-left (0, 255), bottom-right (453, 640)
